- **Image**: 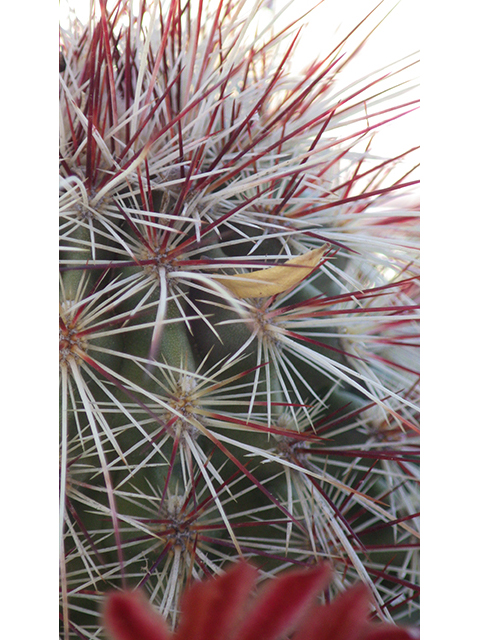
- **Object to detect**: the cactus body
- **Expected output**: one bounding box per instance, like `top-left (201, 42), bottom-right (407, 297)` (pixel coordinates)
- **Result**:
top-left (60, 1), bottom-right (419, 638)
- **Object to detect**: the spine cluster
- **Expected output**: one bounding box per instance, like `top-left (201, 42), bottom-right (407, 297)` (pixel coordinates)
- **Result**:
top-left (59, 1), bottom-right (419, 637)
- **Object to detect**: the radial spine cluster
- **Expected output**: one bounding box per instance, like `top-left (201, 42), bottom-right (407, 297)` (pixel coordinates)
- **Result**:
top-left (59, 1), bottom-right (419, 637)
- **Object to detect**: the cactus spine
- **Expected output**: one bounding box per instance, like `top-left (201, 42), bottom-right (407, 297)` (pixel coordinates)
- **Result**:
top-left (60, 1), bottom-right (419, 637)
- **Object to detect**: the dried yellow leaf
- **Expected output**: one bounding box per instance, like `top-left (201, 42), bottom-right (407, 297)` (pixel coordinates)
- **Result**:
top-left (212, 244), bottom-right (330, 299)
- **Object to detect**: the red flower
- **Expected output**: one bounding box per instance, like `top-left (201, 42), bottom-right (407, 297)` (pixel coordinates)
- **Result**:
top-left (103, 562), bottom-right (418, 640)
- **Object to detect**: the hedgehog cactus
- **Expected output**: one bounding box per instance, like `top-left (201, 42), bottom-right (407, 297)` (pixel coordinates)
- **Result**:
top-left (59, 0), bottom-right (419, 638)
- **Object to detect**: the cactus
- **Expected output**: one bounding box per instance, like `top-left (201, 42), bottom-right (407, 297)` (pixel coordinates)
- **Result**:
top-left (59, 1), bottom-right (419, 638)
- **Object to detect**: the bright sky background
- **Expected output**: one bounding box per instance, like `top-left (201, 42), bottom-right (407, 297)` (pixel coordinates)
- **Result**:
top-left (272, 0), bottom-right (419, 176)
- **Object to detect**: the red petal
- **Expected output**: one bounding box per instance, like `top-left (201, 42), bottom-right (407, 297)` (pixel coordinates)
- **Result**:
top-left (233, 563), bottom-right (332, 640)
top-left (358, 624), bottom-right (419, 640)
top-left (292, 583), bottom-right (372, 640)
top-left (174, 562), bottom-right (258, 640)
top-left (103, 590), bottom-right (171, 640)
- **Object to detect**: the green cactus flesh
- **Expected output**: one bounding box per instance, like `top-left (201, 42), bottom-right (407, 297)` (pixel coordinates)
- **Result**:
top-left (60, 1), bottom-right (419, 637)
